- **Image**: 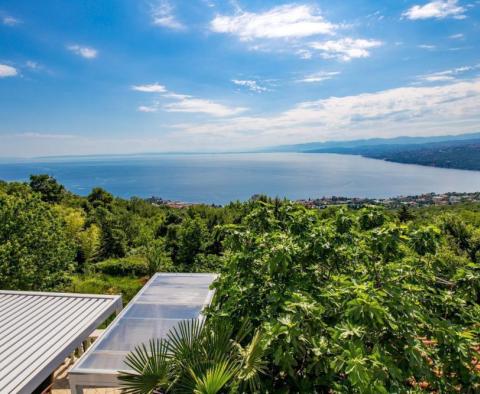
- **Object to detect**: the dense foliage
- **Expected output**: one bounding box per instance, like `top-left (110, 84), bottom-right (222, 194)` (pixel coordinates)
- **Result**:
top-left (0, 175), bottom-right (241, 294)
top-left (0, 184), bottom-right (75, 290)
top-left (209, 203), bottom-right (480, 392)
top-left (1, 176), bottom-right (480, 391)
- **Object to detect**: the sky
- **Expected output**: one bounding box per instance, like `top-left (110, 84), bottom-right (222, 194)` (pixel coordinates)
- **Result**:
top-left (0, 0), bottom-right (479, 157)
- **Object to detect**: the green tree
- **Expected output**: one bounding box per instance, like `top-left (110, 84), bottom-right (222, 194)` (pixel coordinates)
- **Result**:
top-left (29, 174), bottom-right (65, 203)
top-left (0, 191), bottom-right (75, 290)
top-left (88, 187), bottom-right (114, 207)
top-left (176, 216), bottom-right (208, 265)
top-left (95, 207), bottom-right (128, 258)
top-left (78, 224), bottom-right (101, 263)
top-left (210, 202), bottom-right (480, 392)
top-left (398, 204), bottom-right (414, 223)
top-left (146, 240), bottom-right (172, 276)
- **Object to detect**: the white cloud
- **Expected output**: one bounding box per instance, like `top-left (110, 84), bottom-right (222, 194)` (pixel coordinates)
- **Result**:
top-left (132, 83), bottom-right (167, 93)
top-left (310, 38), bottom-right (382, 61)
top-left (2, 16), bottom-right (20, 26)
top-left (417, 65), bottom-right (478, 82)
top-left (418, 44), bottom-right (436, 50)
top-left (210, 4), bottom-right (336, 40)
top-left (232, 79), bottom-right (268, 92)
top-left (209, 4), bottom-right (382, 62)
top-left (298, 71), bottom-right (340, 83)
top-left (169, 77), bottom-right (480, 147)
top-left (403, 0), bottom-right (466, 20)
top-left (449, 33), bottom-right (464, 39)
top-left (133, 83), bottom-right (247, 117)
top-left (164, 97), bottom-right (247, 117)
top-left (67, 45), bottom-right (98, 59)
top-left (296, 49), bottom-right (313, 59)
top-left (0, 64), bottom-right (18, 77)
top-left (151, 0), bottom-right (185, 30)
top-left (138, 105), bottom-right (158, 112)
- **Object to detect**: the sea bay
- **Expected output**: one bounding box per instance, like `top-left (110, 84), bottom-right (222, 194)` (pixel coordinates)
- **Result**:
top-left (1, 153), bottom-right (480, 205)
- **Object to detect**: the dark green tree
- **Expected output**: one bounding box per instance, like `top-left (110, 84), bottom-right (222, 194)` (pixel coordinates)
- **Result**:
top-left (398, 205), bottom-right (414, 223)
top-left (175, 216), bottom-right (208, 265)
top-left (29, 174), bottom-right (65, 203)
top-left (88, 187), bottom-right (114, 207)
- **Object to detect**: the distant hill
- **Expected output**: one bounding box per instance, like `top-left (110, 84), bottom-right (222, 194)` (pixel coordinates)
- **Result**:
top-left (263, 132), bottom-right (480, 171)
top-left (264, 131), bottom-right (480, 153)
top-left (305, 138), bottom-right (480, 171)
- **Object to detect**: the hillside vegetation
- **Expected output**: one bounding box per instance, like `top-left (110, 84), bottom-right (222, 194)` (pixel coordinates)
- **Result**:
top-left (306, 139), bottom-right (480, 171)
top-left (1, 176), bottom-right (480, 391)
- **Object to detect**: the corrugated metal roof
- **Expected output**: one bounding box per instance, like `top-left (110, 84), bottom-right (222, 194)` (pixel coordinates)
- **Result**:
top-left (0, 290), bottom-right (122, 394)
top-left (70, 273), bottom-right (216, 391)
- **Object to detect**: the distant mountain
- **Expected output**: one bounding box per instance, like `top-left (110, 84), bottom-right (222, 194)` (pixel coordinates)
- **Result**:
top-left (305, 137), bottom-right (480, 171)
top-left (264, 131), bottom-right (480, 152)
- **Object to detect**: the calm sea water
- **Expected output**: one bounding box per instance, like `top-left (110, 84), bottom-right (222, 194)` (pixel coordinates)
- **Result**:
top-left (1, 153), bottom-right (480, 204)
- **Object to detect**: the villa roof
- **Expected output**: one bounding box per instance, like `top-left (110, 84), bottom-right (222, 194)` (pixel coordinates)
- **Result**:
top-left (0, 290), bottom-right (122, 394)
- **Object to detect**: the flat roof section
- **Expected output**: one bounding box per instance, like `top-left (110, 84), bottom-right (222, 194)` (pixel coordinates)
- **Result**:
top-left (0, 290), bottom-right (122, 394)
top-left (69, 273), bottom-right (217, 392)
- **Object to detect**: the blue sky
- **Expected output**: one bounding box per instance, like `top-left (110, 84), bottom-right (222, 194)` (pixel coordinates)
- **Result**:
top-left (0, 0), bottom-right (479, 157)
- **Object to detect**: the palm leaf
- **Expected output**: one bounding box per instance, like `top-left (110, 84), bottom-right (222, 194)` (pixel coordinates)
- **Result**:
top-left (190, 361), bottom-right (237, 394)
top-left (237, 330), bottom-right (268, 392)
top-left (119, 339), bottom-right (172, 394)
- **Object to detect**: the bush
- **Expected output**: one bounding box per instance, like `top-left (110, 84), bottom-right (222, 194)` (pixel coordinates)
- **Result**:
top-left (95, 256), bottom-right (148, 276)
top-left (68, 273), bottom-right (144, 305)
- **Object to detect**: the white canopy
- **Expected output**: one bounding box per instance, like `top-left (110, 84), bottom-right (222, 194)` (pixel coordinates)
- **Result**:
top-left (0, 290), bottom-right (122, 394)
top-left (69, 273), bottom-right (217, 393)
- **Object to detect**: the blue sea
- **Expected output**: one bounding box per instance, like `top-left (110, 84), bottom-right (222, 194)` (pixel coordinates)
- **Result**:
top-left (1, 153), bottom-right (480, 204)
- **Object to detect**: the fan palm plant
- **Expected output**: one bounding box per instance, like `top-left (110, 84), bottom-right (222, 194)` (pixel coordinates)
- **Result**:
top-left (119, 339), bottom-right (173, 394)
top-left (118, 319), bottom-right (267, 394)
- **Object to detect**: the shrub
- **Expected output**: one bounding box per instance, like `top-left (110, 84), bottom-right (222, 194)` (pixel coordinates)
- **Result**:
top-left (95, 255), bottom-right (148, 276)
top-left (68, 273), bottom-right (144, 305)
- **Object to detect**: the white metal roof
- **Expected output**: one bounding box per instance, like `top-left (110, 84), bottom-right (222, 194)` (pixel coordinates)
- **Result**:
top-left (70, 273), bottom-right (217, 391)
top-left (0, 290), bottom-right (122, 394)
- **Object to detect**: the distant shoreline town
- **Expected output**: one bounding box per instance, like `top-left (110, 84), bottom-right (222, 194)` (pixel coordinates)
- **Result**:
top-left (146, 192), bottom-right (480, 210)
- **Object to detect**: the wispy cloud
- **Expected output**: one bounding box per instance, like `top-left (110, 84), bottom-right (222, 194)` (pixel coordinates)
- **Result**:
top-left (67, 44), bottom-right (98, 59)
top-left (132, 83), bottom-right (167, 93)
top-left (138, 105), bottom-right (159, 112)
top-left (310, 38), bottom-right (382, 61)
top-left (417, 64), bottom-right (479, 82)
top-left (0, 64), bottom-right (18, 77)
top-left (2, 15), bottom-right (20, 26)
top-left (232, 79), bottom-right (268, 92)
top-left (170, 77), bottom-right (480, 147)
top-left (418, 44), bottom-right (436, 50)
top-left (297, 71), bottom-right (340, 83)
top-left (403, 0), bottom-right (466, 20)
top-left (132, 83), bottom-right (247, 117)
top-left (210, 4), bottom-right (337, 40)
top-left (151, 0), bottom-right (185, 30)
top-left (449, 33), bottom-right (464, 39)
top-left (164, 97), bottom-right (247, 116)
